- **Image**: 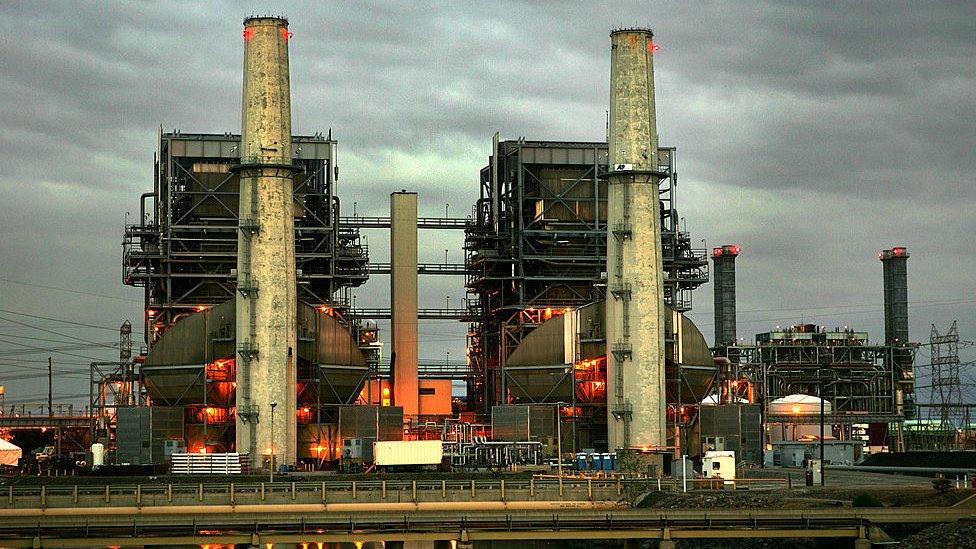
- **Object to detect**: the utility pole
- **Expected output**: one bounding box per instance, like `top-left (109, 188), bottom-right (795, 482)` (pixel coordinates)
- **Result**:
top-left (48, 357), bottom-right (53, 416)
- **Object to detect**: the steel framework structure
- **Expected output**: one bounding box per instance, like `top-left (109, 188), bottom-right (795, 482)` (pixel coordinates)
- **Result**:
top-left (928, 321), bottom-right (964, 430)
top-left (123, 131), bottom-right (368, 345)
top-left (714, 325), bottom-right (914, 449)
top-left (463, 140), bottom-right (709, 417)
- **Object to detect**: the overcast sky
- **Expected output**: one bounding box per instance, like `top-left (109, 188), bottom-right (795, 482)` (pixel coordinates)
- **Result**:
top-left (0, 1), bottom-right (973, 410)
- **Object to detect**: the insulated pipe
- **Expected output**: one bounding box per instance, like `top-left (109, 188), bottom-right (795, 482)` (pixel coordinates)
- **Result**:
top-left (139, 192), bottom-right (155, 226)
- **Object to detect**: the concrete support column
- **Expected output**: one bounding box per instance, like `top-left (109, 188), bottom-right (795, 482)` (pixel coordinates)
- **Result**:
top-left (235, 16), bottom-right (298, 467)
top-left (605, 28), bottom-right (667, 450)
top-left (391, 191), bottom-right (419, 419)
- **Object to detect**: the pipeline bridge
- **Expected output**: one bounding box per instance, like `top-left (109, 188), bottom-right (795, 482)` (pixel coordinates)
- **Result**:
top-left (0, 478), bottom-right (972, 547)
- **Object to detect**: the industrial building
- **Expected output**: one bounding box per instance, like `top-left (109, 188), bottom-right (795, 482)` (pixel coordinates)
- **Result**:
top-left (87, 19), bottom-right (919, 472)
top-left (710, 247), bottom-right (917, 454)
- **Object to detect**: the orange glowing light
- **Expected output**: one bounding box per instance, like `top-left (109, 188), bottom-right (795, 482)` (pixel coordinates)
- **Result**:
top-left (302, 407), bottom-right (310, 413)
top-left (205, 407), bottom-right (216, 414)
top-left (264, 447), bottom-right (273, 455)
top-left (791, 404), bottom-right (801, 414)
top-left (146, 309), bottom-right (156, 316)
top-left (199, 446), bottom-right (207, 454)
top-left (195, 305), bottom-right (207, 312)
top-left (382, 387), bottom-right (390, 396)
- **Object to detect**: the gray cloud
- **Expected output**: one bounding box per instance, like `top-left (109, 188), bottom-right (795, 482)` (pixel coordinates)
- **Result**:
top-left (1, 1), bottom-right (973, 404)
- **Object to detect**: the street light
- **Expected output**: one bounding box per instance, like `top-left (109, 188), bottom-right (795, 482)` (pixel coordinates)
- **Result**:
top-left (445, 203), bottom-right (450, 218)
top-left (269, 400), bottom-right (278, 484)
top-left (554, 401), bottom-right (568, 496)
top-left (819, 369), bottom-right (826, 486)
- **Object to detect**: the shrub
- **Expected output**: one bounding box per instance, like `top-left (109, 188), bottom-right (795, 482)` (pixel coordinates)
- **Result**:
top-left (852, 493), bottom-right (882, 507)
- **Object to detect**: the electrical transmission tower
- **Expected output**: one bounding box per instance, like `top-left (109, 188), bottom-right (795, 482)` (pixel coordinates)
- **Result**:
top-left (929, 321), bottom-right (962, 432)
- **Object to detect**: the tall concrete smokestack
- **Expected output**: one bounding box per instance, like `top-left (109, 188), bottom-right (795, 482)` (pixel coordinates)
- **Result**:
top-left (235, 16), bottom-right (298, 468)
top-left (605, 28), bottom-right (666, 450)
top-left (712, 245), bottom-right (740, 347)
top-left (390, 191), bottom-right (419, 419)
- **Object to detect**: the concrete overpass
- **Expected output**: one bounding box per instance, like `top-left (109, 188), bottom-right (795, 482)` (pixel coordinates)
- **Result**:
top-left (0, 478), bottom-right (971, 547)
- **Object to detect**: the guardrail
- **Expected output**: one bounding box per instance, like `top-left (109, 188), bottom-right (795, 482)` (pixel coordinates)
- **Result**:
top-left (0, 476), bottom-right (797, 510)
top-left (0, 478), bottom-right (627, 509)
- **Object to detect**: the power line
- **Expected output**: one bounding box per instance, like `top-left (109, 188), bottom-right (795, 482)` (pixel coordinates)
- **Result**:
top-left (0, 341), bottom-right (115, 358)
top-left (0, 333), bottom-right (117, 347)
top-left (0, 308), bottom-right (131, 333)
top-left (694, 296), bottom-right (976, 318)
top-left (0, 337), bottom-right (106, 362)
top-left (0, 316), bottom-right (120, 349)
top-left (0, 276), bottom-right (142, 304)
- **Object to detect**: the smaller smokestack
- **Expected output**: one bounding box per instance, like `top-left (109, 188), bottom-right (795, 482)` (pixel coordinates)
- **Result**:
top-left (879, 246), bottom-right (910, 344)
top-left (881, 246), bottom-right (914, 424)
top-left (712, 244), bottom-right (740, 347)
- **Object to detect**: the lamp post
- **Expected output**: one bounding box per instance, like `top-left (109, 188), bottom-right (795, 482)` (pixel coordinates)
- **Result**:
top-left (269, 400), bottom-right (278, 484)
top-left (555, 401), bottom-right (567, 497)
top-left (819, 369), bottom-right (825, 486)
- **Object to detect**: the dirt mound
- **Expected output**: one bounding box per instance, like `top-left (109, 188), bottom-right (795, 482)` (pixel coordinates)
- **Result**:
top-left (898, 517), bottom-right (976, 548)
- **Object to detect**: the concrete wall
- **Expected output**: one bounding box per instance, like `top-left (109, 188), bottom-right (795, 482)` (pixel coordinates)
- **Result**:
top-left (605, 28), bottom-right (667, 450)
top-left (236, 17), bottom-right (298, 467)
top-left (390, 192), bottom-right (419, 419)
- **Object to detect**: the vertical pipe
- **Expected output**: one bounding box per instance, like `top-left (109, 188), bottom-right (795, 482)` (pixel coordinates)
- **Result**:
top-left (235, 16), bottom-right (299, 468)
top-left (605, 28), bottom-right (666, 450)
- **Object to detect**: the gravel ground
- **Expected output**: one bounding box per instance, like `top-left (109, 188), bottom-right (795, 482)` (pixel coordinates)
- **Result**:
top-left (898, 517), bottom-right (976, 548)
top-left (636, 487), bottom-right (974, 508)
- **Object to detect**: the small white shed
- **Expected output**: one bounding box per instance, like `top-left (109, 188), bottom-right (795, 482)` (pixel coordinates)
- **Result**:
top-left (702, 450), bottom-right (736, 483)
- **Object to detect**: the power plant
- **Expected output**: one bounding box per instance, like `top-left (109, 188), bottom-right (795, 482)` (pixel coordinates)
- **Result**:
top-left (107, 20), bottom-right (927, 469)
top-left (11, 17), bottom-right (972, 481)
top-left (5, 10), bottom-right (976, 549)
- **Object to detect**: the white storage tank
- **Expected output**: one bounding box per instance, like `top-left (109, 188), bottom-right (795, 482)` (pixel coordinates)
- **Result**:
top-left (769, 394), bottom-right (833, 441)
top-left (91, 443), bottom-right (105, 468)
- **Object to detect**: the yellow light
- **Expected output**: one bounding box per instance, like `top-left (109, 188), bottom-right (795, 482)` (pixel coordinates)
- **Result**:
top-left (382, 387), bottom-right (390, 396)
top-left (302, 407), bottom-right (310, 413)
top-left (791, 404), bottom-right (801, 414)
top-left (264, 447), bottom-right (273, 455)
top-left (199, 446), bottom-right (207, 454)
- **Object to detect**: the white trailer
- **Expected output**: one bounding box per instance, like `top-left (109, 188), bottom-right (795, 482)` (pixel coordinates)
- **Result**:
top-left (373, 440), bottom-right (443, 467)
top-left (702, 450), bottom-right (736, 485)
